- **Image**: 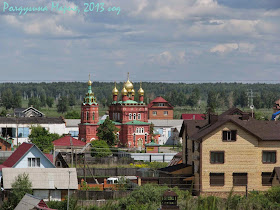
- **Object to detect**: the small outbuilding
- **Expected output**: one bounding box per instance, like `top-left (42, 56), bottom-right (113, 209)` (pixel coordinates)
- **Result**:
top-left (15, 193), bottom-right (56, 210)
top-left (145, 142), bottom-right (160, 153)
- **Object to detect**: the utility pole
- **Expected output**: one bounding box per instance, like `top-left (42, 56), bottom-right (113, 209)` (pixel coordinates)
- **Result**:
top-left (67, 170), bottom-right (71, 210)
top-left (247, 89), bottom-right (254, 117)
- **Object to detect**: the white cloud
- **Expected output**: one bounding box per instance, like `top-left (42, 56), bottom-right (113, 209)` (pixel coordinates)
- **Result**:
top-left (210, 43), bottom-right (255, 54)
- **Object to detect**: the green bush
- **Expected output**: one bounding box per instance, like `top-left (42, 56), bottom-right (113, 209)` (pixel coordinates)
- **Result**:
top-left (91, 140), bottom-right (112, 157)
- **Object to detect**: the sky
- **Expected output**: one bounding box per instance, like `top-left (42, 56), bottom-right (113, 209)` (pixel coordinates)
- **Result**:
top-left (1, 0), bottom-right (280, 82)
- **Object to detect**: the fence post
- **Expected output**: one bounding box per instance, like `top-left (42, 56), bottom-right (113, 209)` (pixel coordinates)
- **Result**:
top-left (150, 155), bottom-right (152, 162)
top-left (163, 154), bottom-right (165, 162)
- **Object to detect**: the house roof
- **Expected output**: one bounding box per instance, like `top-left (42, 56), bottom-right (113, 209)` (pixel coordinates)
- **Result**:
top-left (65, 119), bottom-right (80, 127)
top-left (159, 163), bottom-right (190, 173)
top-left (3, 168), bottom-right (78, 190)
top-left (2, 142), bottom-right (33, 167)
top-left (181, 114), bottom-right (206, 120)
top-left (148, 96), bottom-right (173, 108)
top-left (168, 152), bottom-right (183, 167)
top-left (0, 117), bottom-right (65, 124)
top-left (180, 108), bottom-right (280, 141)
top-left (15, 193), bottom-right (55, 210)
top-left (53, 135), bottom-right (86, 147)
top-left (148, 119), bottom-right (183, 127)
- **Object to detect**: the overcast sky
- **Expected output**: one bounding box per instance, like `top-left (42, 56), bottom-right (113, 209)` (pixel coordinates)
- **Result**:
top-left (1, 0), bottom-right (280, 82)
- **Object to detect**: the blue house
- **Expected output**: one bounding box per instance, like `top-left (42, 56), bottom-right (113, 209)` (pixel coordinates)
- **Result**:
top-left (0, 142), bottom-right (55, 176)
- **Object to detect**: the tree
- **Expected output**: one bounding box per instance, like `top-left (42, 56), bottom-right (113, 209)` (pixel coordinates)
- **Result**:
top-left (207, 91), bottom-right (218, 112)
top-left (65, 110), bottom-right (80, 119)
top-left (2, 173), bottom-right (32, 210)
top-left (68, 94), bottom-right (76, 107)
top-left (13, 91), bottom-right (22, 108)
top-left (2, 89), bottom-right (14, 109)
top-left (46, 96), bottom-right (54, 108)
top-left (28, 97), bottom-right (41, 110)
top-left (90, 140), bottom-right (112, 157)
top-left (188, 88), bottom-right (200, 107)
top-left (29, 125), bottom-right (60, 153)
top-left (40, 93), bottom-right (46, 107)
top-left (97, 117), bottom-right (119, 146)
top-left (57, 96), bottom-right (69, 113)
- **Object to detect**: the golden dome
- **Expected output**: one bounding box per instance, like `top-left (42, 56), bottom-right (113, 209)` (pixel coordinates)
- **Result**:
top-left (138, 82), bottom-right (144, 96)
top-left (124, 72), bottom-right (133, 91)
top-left (88, 74), bottom-right (92, 86)
top-left (131, 89), bottom-right (135, 96)
top-left (121, 86), bottom-right (128, 96)
top-left (112, 82), bottom-right (119, 95)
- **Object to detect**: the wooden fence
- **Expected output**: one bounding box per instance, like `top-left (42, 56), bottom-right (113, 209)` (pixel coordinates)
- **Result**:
top-left (76, 190), bottom-right (131, 200)
top-left (77, 167), bottom-right (139, 177)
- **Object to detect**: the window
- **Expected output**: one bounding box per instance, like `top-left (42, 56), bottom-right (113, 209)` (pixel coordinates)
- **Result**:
top-left (141, 128), bottom-right (144, 133)
top-left (158, 103), bottom-right (165, 106)
top-left (262, 172), bottom-right (272, 186)
top-left (18, 127), bottom-right (30, 138)
top-left (133, 113), bottom-right (136, 120)
top-left (129, 113), bottom-right (132, 120)
top-left (164, 111), bottom-right (168, 116)
top-left (153, 111), bottom-right (157, 116)
top-left (263, 151), bottom-right (276, 163)
top-left (233, 173), bottom-right (247, 186)
top-left (28, 158), bottom-right (40, 167)
top-left (222, 130), bottom-right (237, 141)
top-left (56, 161), bottom-right (62, 168)
top-left (86, 112), bottom-right (89, 121)
top-left (210, 173), bottom-right (224, 186)
top-left (210, 151), bottom-right (224, 164)
top-left (138, 113), bottom-right (141, 120)
top-left (92, 112), bottom-right (95, 120)
top-left (116, 133), bottom-right (119, 140)
top-left (145, 133), bottom-right (148, 142)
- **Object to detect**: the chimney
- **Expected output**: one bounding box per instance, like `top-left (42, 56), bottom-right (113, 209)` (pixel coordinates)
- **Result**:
top-left (208, 114), bottom-right (218, 124)
top-left (241, 113), bottom-right (250, 120)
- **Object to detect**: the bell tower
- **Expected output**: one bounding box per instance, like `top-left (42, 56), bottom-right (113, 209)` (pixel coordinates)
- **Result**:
top-left (79, 75), bottom-right (99, 142)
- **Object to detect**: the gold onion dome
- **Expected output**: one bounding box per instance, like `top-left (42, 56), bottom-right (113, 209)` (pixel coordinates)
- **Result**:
top-left (88, 74), bottom-right (92, 86)
top-left (121, 86), bottom-right (128, 95)
top-left (131, 89), bottom-right (135, 96)
top-left (138, 82), bottom-right (144, 95)
top-left (112, 82), bottom-right (119, 95)
top-left (124, 72), bottom-right (133, 91)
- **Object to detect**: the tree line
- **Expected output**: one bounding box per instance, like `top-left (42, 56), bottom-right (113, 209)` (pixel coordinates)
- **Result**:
top-left (0, 82), bottom-right (279, 111)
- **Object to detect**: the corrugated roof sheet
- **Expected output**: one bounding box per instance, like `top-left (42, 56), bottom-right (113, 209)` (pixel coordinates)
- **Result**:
top-left (0, 117), bottom-right (65, 124)
top-left (148, 119), bottom-right (183, 127)
top-left (65, 119), bottom-right (80, 127)
top-left (53, 135), bottom-right (86, 146)
top-left (181, 114), bottom-right (205, 120)
top-left (3, 168), bottom-right (78, 190)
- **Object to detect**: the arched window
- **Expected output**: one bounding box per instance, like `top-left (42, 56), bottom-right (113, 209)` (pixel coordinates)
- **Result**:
top-left (92, 112), bottom-right (95, 120)
top-left (86, 112), bottom-right (89, 121)
top-left (141, 128), bottom-right (144, 133)
top-left (129, 113), bottom-right (132, 120)
top-left (133, 113), bottom-right (136, 120)
top-left (145, 133), bottom-right (148, 142)
top-left (138, 113), bottom-right (141, 120)
top-left (136, 128), bottom-right (139, 133)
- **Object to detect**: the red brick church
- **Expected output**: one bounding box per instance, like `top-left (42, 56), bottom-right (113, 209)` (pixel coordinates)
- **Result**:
top-left (79, 74), bottom-right (152, 149)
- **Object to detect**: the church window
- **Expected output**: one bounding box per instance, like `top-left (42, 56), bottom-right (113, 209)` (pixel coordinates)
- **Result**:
top-left (138, 113), bottom-right (141, 120)
top-left (92, 112), bottom-right (95, 120)
top-left (86, 112), bottom-right (89, 121)
top-left (129, 113), bottom-right (132, 120)
top-left (141, 128), bottom-right (144, 133)
top-left (145, 133), bottom-right (148, 142)
top-left (136, 128), bottom-right (139, 133)
top-left (133, 113), bottom-right (136, 120)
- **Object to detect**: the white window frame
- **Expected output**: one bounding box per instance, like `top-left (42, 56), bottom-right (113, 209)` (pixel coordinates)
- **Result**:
top-left (28, 157), bottom-right (40, 167)
top-left (164, 111), bottom-right (168, 116)
top-left (133, 113), bottom-right (136, 120)
top-left (129, 113), bottom-right (132, 120)
top-left (138, 113), bottom-right (141, 120)
top-left (153, 111), bottom-right (157, 116)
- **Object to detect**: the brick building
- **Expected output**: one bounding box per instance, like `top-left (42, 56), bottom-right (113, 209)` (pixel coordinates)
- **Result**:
top-left (79, 74), bottom-right (152, 149)
top-left (148, 96), bottom-right (173, 120)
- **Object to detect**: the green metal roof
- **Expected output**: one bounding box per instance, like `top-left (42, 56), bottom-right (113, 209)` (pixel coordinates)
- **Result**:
top-left (145, 142), bottom-right (160, 147)
top-left (97, 120), bottom-right (122, 125)
top-left (125, 120), bottom-right (150, 125)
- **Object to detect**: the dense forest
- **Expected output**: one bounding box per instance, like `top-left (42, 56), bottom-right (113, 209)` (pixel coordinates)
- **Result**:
top-left (0, 82), bottom-right (279, 118)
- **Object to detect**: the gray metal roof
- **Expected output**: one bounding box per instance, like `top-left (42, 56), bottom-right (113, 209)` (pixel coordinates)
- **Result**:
top-left (15, 193), bottom-right (43, 210)
top-left (148, 119), bottom-right (183, 127)
top-left (3, 168), bottom-right (78, 190)
top-left (0, 117), bottom-right (65, 124)
top-left (65, 119), bottom-right (80, 127)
